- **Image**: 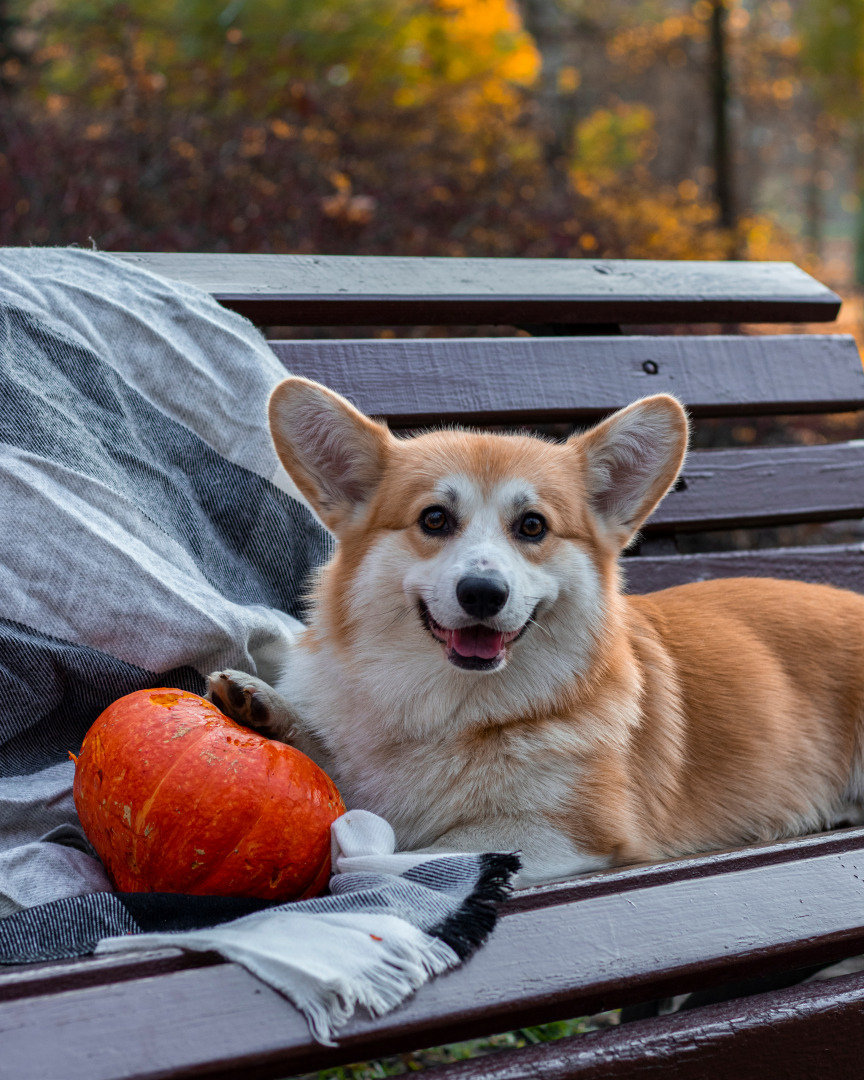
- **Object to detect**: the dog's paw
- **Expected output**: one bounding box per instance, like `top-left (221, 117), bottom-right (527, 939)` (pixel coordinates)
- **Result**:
top-left (206, 670), bottom-right (292, 740)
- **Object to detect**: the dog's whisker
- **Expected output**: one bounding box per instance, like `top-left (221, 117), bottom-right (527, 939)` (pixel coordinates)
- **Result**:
top-left (375, 604), bottom-right (414, 619)
top-left (527, 616), bottom-right (553, 639)
top-left (540, 619), bottom-right (562, 660)
top-left (369, 608), bottom-right (413, 640)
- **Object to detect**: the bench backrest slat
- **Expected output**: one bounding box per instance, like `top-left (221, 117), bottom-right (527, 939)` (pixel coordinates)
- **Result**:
top-left (648, 443), bottom-right (864, 533)
top-left (270, 335), bottom-right (864, 425)
top-left (624, 544), bottom-right (864, 594)
top-left (114, 253), bottom-right (842, 325)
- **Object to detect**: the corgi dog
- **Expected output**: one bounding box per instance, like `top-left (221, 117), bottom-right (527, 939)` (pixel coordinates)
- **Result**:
top-left (208, 377), bottom-right (864, 887)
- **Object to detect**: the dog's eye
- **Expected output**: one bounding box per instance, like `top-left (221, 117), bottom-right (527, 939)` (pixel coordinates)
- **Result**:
top-left (420, 507), bottom-right (450, 534)
top-left (518, 513), bottom-right (546, 540)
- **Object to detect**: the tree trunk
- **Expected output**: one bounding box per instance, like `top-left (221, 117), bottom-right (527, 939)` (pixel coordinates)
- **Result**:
top-left (0, 0), bottom-right (24, 95)
top-left (513, 0), bottom-right (581, 185)
top-left (709, 0), bottom-right (736, 248)
top-left (853, 131), bottom-right (864, 287)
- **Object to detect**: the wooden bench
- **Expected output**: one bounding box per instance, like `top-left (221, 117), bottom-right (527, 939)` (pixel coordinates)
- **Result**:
top-left (3, 254), bottom-right (864, 1080)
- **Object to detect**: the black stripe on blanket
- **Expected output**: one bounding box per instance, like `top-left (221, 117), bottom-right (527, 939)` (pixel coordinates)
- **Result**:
top-left (0, 854), bottom-right (519, 965)
top-left (424, 852), bottom-right (521, 960)
top-left (0, 617), bottom-right (205, 778)
top-left (0, 894), bottom-right (277, 964)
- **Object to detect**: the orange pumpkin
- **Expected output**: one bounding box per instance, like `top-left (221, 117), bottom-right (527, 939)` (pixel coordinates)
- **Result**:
top-left (72, 688), bottom-right (345, 901)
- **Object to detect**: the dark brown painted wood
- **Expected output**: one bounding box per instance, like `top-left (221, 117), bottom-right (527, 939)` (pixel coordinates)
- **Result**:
top-left (646, 442), bottom-right (864, 533)
top-left (0, 947), bottom-right (221, 1003)
top-left (111, 253), bottom-right (841, 325)
top-left (425, 969), bottom-right (864, 1080)
top-left (503, 825), bottom-right (864, 914)
top-left (268, 334), bottom-right (864, 425)
top-left (6, 834), bottom-right (864, 1078)
top-left (623, 543), bottom-right (864, 594)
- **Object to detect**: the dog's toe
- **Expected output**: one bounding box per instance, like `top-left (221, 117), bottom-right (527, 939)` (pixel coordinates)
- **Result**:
top-left (206, 670), bottom-right (283, 736)
top-left (206, 670), bottom-right (301, 744)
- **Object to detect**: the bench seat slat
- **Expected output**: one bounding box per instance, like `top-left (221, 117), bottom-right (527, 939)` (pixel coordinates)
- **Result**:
top-left (0, 948), bottom-right (219, 1004)
top-left (504, 825), bottom-right (864, 913)
top-left (427, 969), bottom-right (864, 1080)
top-left (5, 836), bottom-right (864, 1079)
top-left (112, 254), bottom-right (841, 325)
top-left (268, 335), bottom-right (864, 425)
top-left (624, 543), bottom-right (864, 594)
top-left (646, 442), bottom-right (864, 533)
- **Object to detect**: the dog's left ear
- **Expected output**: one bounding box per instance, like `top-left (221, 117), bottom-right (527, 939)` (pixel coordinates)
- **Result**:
top-left (574, 394), bottom-right (688, 549)
top-left (269, 377), bottom-right (393, 532)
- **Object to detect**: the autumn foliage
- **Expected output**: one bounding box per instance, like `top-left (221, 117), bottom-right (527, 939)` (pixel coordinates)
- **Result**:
top-left (0, 0), bottom-right (796, 263)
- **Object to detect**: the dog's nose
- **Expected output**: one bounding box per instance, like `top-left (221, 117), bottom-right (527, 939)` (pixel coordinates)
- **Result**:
top-left (456, 574), bottom-right (509, 620)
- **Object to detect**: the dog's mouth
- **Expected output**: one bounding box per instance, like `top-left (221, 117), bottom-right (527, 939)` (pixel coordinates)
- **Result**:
top-left (419, 600), bottom-right (526, 671)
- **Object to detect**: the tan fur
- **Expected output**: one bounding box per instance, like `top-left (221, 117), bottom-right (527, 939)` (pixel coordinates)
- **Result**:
top-left (212, 379), bottom-right (864, 886)
top-left (548, 578), bottom-right (864, 864)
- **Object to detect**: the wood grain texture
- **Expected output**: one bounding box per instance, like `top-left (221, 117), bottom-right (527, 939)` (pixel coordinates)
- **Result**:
top-left (623, 543), bottom-right (864, 594)
top-left (424, 969), bottom-right (864, 1080)
top-left (6, 835), bottom-right (864, 1079)
top-left (111, 253), bottom-right (841, 325)
top-left (647, 442), bottom-right (864, 532)
top-left (268, 334), bottom-right (864, 425)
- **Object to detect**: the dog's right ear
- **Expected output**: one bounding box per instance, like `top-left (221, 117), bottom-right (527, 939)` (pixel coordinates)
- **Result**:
top-left (269, 378), bottom-right (392, 532)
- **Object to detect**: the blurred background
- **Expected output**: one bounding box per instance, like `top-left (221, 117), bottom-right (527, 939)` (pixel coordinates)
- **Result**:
top-left (4, 7), bottom-right (859, 661)
top-left (1, 0), bottom-right (861, 275)
top-left (0, 4), bottom-right (863, 566)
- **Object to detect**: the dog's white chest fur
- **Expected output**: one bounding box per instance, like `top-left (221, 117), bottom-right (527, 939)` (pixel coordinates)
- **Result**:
top-left (277, 640), bottom-right (612, 885)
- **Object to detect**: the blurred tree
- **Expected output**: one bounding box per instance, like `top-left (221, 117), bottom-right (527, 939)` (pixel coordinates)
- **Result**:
top-left (0, 0), bottom-right (26, 95)
top-left (510, 0), bottom-right (584, 180)
top-left (708, 0), bottom-right (734, 234)
top-left (570, 101), bottom-right (728, 260)
top-left (579, 0), bottom-right (740, 250)
top-left (796, 0), bottom-right (864, 282)
top-left (20, 0), bottom-right (537, 119)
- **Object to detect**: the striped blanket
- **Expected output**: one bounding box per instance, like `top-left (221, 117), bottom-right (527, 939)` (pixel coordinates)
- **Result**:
top-left (0, 249), bottom-right (517, 1041)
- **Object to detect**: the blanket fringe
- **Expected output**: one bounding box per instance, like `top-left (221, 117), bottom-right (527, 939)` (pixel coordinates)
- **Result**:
top-left (303, 933), bottom-right (456, 1045)
top-left (429, 852), bottom-right (521, 961)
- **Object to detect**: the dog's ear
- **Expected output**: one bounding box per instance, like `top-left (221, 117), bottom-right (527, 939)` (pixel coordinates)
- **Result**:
top-left (269, 378), bottom-right (392, 531)
top-left (574, 394), bottom-right (688, 550)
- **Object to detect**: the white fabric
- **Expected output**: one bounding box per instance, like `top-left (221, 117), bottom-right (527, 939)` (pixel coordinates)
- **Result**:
top-left (332, 808), bottom-right (456, 876)
top-left (0, 837), bottom-right (112, 918)
top-left (0, 247), bottom-right (314, 690)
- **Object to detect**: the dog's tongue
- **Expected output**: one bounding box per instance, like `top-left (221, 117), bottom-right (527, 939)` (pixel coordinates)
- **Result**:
top-left (449, 625), bottom-right (505, 660)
